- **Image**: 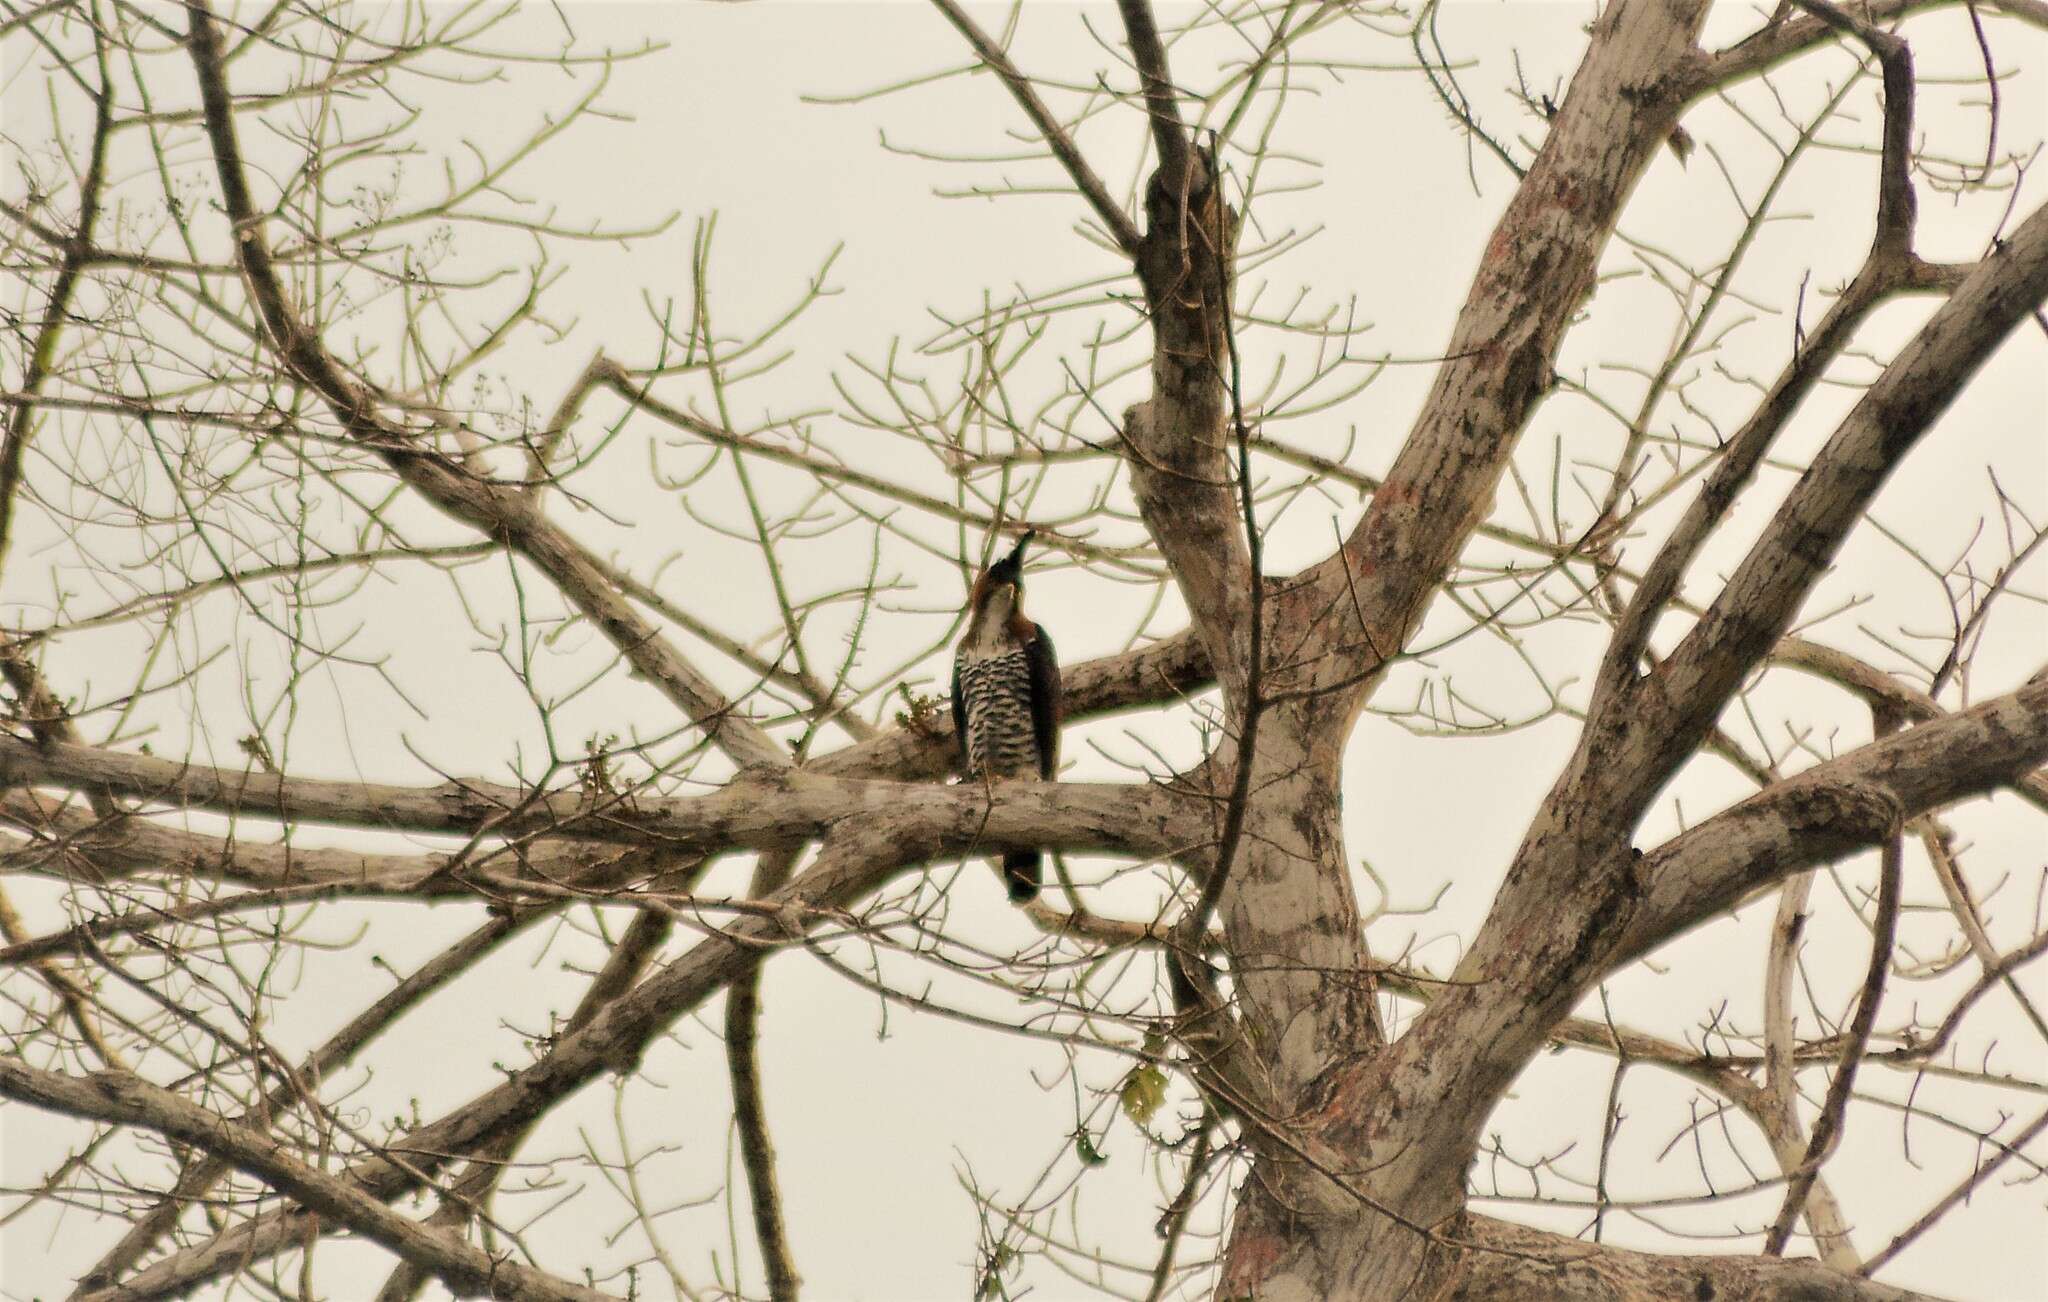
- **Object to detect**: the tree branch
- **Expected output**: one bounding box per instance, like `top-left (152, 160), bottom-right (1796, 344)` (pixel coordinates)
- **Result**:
top-left (1859, 1104), bottom-right (2048, 1277)
top-left (1625, 677), bottom-right (2048, 965)
top-left (1315, 0), bottom-right (1712, 696)
top-left (1695, 0), bottom-right (2048, 94)
top-left (1115, 0), bottom-right (1190, 184)
top-left (0, 1059), bottom-right (619, 1302)
top-left (78, 909), bottom-right (547, 1292)
top-left (68, 809), bottom-right (1169, 1300)
top-left (0, 735), bottom-right (1183, 863)
top-left (368, 909), bottom-right (677, 1302)
top-left (0, 4), bottom-right (111, 572)
top-left (1762, 784), bottom-right (1904, 1255)
top-left (926, 0), bottom-right (1143, 254)
top-left (1451, 1213), bottom-right (1944, 1301)
top-left (725, 851), bottom-right (802, 1302)
top-left (181, 0), bottom-right (789, 772)
top-left (1655, 198), bottom-right (2048, 734)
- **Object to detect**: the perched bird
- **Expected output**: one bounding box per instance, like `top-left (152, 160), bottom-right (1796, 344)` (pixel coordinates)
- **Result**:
top-left (952, 532), bottom-right (1062, 902)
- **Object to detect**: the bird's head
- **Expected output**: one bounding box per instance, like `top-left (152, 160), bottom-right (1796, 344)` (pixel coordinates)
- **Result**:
top-left (967, 531), bottom-right (1035, 634)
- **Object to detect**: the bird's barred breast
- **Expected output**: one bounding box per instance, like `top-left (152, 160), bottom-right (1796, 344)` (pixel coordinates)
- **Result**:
top-left (957, 649), bottom-right (1039, 779)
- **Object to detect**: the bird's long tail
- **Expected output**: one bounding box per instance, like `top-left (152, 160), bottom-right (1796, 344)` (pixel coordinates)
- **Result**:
top-left (1001, 849), bottom-right (1041, 904)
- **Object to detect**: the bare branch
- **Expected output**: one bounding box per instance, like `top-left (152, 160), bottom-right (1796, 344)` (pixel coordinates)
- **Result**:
top-left (1762, 742), bottom-right (1905, 1254)
top-left (1115, 0), bottom-right (1189, 184)
top-left (0, 1059), bottom-right (619, 1302)
top-left (725, 850), bottom-right (802, 1302)
top-left (927, 0), bottom-right (1144, 254)
top-left (181, 1), bottom-right (790, 771)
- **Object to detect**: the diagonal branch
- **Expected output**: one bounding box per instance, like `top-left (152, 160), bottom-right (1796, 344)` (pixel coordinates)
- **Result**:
top-left (0, 3), bottom-right (112, 574)
top-left (181, 1), bottom-right (788, 772)
top-left (60, 828), bottom-right (823, 1298)
top-left (368, 909), bottom-right (678, 1302)
top-left (1859, 1103), bottom-right (2048, 1277)
top-left (927, 0), bottom-right (1144, 255)
top-left (1314, 675), bottom-right (2048, 1244)
top-left (65, 800), bottom-right (1181, 1300)
top-left (0, 1059), bottom-right (618, 1302)
top-left (1654, 198), bottom-right (2048, 736)
top-left (1306, 0), bottom-right (1713, 697)
top-left (78, 909), bottom-right (548, 1291)
top-left (1695, 0), bottom-right (2048, 94)
top-left (1625, 678), bottom-right (2048, 966)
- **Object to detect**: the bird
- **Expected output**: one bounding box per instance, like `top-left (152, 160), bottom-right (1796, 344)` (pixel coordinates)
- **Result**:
top-left (952, 531), bottom-right (1062, 903)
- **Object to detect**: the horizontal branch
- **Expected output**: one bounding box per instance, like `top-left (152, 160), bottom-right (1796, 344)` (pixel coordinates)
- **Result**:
top-left (1453, 1214), bottom-right (1940, 1302)
top-left (0, 790), bottom-right (482, 890)
top-left (1774, 637), bottom-right (2048, 813)
top-left (0, 739), bottom-right (1182, 866)
top-left (1693, 0), bottom-right (2048, 94)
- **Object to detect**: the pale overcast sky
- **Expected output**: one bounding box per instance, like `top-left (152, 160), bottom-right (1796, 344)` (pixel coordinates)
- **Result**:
top-left (3, 2), bottom-right (2045, 1299)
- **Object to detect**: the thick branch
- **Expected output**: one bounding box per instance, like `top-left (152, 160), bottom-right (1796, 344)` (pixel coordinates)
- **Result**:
top-left (0, 736), bottom-right (1181, 863)
top-left (1623, 678), bottom-right (2048, 965)
top-left (1694, 0), bottom-right (2048, 93)
top-left (1657, 199), bottom-right (2048, 730)
top-left (1450, 1214), bottom-right (1943, 1302)
top-left (1369, 205), bottom-right (2048, 1177)
top-left (72, 813), bottom-right (1166, 1300)
top-left (1315, 0), bottom-right (1711, 693)
top-left (1295, 676), bottom-right (2047, 1271)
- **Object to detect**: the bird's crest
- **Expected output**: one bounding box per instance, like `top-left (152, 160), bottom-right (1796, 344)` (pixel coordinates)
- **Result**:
top-left (986, 530), bottom-right (1034, 587)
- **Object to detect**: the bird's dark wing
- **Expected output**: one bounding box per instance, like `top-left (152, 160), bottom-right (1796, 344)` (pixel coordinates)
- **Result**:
top-left (1026, 625), bottom-right (1061, 779)
top-left (950, 658), bottom-right (969, 777)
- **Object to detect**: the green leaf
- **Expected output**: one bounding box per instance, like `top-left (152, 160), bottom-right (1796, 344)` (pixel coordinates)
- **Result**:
top-left (1074, 1131), bottom-right (1108, 1166)
top-left (1120, 1064), bottom-right (1168, 1127)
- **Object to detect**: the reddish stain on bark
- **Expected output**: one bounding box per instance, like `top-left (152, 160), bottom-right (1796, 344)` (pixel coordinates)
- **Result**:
top-left (1375, 478), bottom-right (1420, 507)
top-left (1482, 225), bottom-right (1515, 266)
top-left (1300, 1062), bottom-right (1372, 1132)
top-left (1218, 1227), bottom-right (1285, 1295)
